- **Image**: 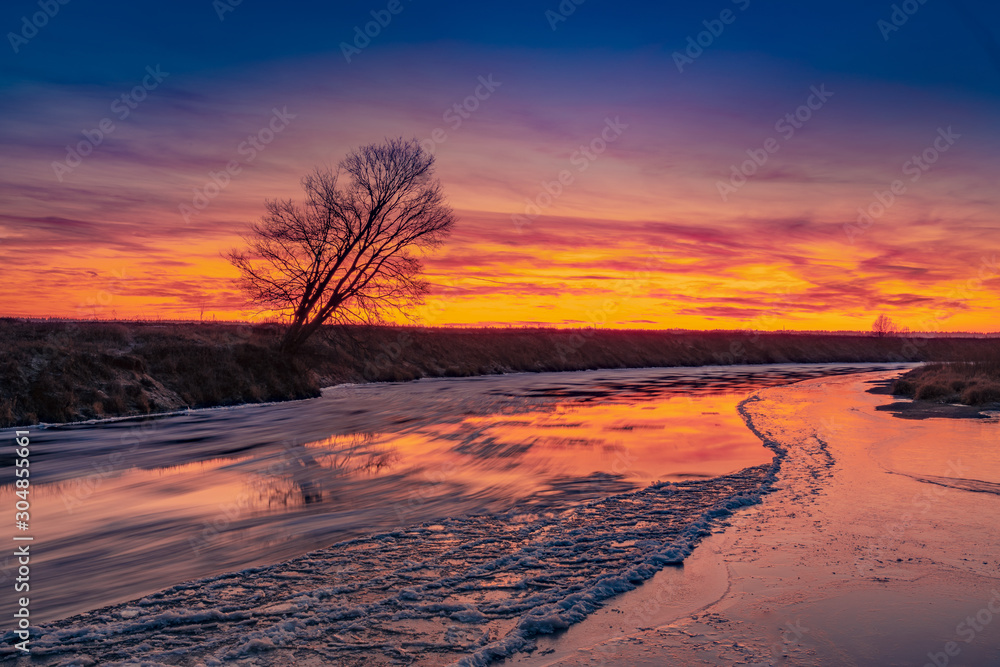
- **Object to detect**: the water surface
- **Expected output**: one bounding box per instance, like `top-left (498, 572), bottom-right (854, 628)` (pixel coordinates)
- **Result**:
top-left (0, 363), bottom-right (902, 622)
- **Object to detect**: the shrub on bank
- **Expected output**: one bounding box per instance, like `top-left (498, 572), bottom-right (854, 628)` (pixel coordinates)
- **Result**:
top-left (891, 350), bottom-right (1000, 406)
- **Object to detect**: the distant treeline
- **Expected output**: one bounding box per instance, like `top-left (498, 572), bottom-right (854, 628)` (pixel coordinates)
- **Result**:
top-left (1, 319), bottom-right (997, 427)
top-left (10, 317), bottom-right (1000, 338)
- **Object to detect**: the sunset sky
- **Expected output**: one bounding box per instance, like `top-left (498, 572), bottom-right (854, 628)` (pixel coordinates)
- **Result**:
top-left (2, 0), bottom-right (999, 331)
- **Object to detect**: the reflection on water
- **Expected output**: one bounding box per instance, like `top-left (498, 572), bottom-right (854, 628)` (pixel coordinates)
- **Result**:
top-left (250, 434), bottom-right (398, 508)
top-left (414, 393), bottom-right (770, 487)
top-left (0, 363), bottom-right (904, 623)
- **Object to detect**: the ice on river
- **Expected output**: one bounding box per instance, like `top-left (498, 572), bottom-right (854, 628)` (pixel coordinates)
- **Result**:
top-left (0, 363), bottom-right (911, 665)
top-left (3, 467), bottom-right (773, 666)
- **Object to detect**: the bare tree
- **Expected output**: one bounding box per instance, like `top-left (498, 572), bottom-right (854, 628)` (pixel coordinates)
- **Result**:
top-left (871, 313), bottom-right (897, 337)
top-left (228, 138), bottom-right (455, 353)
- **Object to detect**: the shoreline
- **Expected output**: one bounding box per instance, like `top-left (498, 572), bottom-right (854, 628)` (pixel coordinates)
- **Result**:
top-left (11, 360), bottom-right (913, 431)
top-left (3, 319), bottom-right (994, 428)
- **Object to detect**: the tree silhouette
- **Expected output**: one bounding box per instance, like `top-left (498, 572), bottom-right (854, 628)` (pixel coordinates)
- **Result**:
top-left (871, 313), bottom-right (897, 337)
top-left (228, 138), bottom-right (455, 353)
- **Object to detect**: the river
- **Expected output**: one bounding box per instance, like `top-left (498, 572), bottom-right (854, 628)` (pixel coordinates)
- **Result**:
top-left (0, 363), bottom-right (903, 625)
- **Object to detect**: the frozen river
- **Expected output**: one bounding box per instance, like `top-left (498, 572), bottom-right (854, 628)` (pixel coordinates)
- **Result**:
top-left (0, 363), bottom-right (902, 626)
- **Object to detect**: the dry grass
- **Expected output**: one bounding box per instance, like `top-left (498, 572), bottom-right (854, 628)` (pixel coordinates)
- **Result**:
top-left (0, 320), bottom-right (317, 426)
top-left (2, 318), bottom-right (998, 427)
top-left (892, 348), bottom-right (1000, 406)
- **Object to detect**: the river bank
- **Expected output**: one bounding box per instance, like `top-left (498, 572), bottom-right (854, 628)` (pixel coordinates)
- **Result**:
top-left (3, 318), bottom-right (995, 428)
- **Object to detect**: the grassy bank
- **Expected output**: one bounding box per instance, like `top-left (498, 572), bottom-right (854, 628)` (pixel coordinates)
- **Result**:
top-left (2, 318), bottom-right (997, 427)
top-left (0, 320), bottom-right (316, 427)
top-left (891, 351), bottom-right (1000, 406)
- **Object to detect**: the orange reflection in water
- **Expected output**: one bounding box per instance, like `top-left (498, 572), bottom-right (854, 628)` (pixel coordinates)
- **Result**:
top-left (20, 458), bottom-right (257, 549)
top-left (2, 383), bottom-right (770, 624)
top-left (315, 392), bottom-right (772, 503)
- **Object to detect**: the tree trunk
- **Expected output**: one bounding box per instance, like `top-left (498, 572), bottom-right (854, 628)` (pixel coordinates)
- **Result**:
top-left (279, 317), bottom-right (325, 355)
top-left (279, 327), bottom-right (305, 355)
